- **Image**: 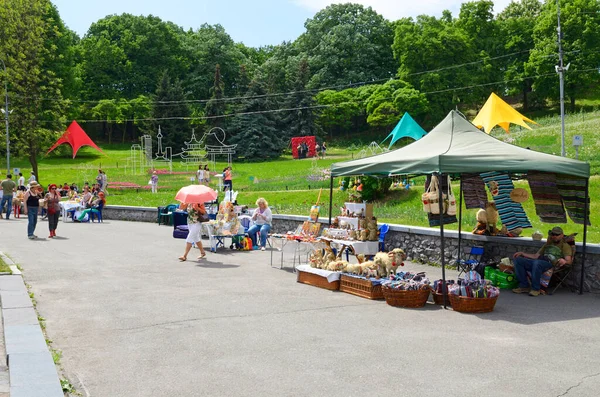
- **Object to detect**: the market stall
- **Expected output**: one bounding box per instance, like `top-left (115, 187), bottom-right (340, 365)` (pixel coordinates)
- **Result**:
top-left (329, 110), bottom-right (591, 302)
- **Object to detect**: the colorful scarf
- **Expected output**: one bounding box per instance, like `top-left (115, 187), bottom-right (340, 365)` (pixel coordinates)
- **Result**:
top-left (480, 171), bottom-right (532, 231)
top-left (461, 173), bottom-right (488, 209)
top-left (555, 174), bottom-right (591, 225)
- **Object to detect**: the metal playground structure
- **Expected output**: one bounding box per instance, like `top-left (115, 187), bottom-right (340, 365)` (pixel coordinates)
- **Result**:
top-left (125, 126), bottom-right (237, 175)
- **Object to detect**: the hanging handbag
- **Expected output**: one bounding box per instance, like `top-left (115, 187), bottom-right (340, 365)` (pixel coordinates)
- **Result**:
top-left (422, 183), bottom-right (432, 213)
top-left (445, 176), bottom-right (457, 216)
top-left (428, 175), bottom-right (442, 215)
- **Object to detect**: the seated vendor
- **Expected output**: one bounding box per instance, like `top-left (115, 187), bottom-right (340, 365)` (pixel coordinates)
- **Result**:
top-left (80, 186), bottom-right (93, 208)
top-left (512, 226), bottom-right (573, 297)
top-left (247, 197), bottom-right (272, 251)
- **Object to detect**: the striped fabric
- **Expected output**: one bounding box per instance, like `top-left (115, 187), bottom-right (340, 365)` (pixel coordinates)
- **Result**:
top-left (480, 171), bottom-right (532, 231)
top-left (527, 171), bottom-right (567, 223)
top-left (556, 174), bottom-right (591, 225)
top-left (461, 174), bottom-right (488, 209)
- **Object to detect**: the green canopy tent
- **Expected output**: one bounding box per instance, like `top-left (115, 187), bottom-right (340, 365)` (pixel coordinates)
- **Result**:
top-left (328, 110), bottom-right (590, 300)
top-left (381, 112), bottom-right (427, 149)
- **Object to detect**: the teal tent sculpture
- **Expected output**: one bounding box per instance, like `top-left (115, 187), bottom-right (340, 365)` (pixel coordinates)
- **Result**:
top-left (381, 113), bottom-right (427, 149)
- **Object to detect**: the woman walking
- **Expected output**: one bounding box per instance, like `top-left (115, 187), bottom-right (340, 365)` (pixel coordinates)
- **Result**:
top-left (45, 184), bottom-right (61, 238)
top-left (178, 202), bottom-right (207, 261)
top-left (23, 182), bottom-right (43, 239)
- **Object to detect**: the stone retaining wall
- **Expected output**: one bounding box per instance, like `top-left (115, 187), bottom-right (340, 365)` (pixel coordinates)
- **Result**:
top-left (103, 206), bottom-right (600, 292)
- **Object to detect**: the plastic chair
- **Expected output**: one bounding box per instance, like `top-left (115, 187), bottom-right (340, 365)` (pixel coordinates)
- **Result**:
top-left (239, 215), bottom-right (252, 232)
top-left (456, 246), bottom-right (484, 276)
top-left (158, 204), bottom-right (178, 226)
top-left (378, 224), bottom-right (389, 252)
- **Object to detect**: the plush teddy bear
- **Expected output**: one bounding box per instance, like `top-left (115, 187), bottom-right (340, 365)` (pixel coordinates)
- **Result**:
top-left (367, 217), bottom-right (378, 241)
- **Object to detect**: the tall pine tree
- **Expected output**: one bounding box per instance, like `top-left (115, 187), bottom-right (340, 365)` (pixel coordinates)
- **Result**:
top-left (229, 79), bottom-right (282, 160)
top-left (204, 64), bottom-right (226, 132)
top-left (281, 58), bottom-right (322, 140)
top-left (151, 71), bottom-right (190, 151)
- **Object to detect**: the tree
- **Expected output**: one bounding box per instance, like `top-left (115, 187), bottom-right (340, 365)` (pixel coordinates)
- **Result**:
top-left (280, 58), bottom-right (322, 140)
top-left (228, 78), bottom-right (283, 160)
top-left (80, 14), bottom-right (187, 100)
top-left (151, 72), bottom-right (191, 151)
top-left (204, 64), bottom-right (226, 131)
top-left (526, 0), bottom-right (600, 111)
top-left (0, 0), bottom-right (71, 180)
top-left (497, 0), bottom-right (542, 110)
top-left (455, 1), bottom-right (504, 105)
top-left (297, 3), bottom-right (396, 88)
top-left (393, 15), bottom-right (476, 121)
top-left (183, 24), bottom-right (247, 100)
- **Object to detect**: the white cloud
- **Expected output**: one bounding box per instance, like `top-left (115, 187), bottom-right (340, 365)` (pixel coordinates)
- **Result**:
top-left (292, 0), bottom-right (515, 20)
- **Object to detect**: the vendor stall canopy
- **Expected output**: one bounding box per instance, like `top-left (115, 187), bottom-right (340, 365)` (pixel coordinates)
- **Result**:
top-left (381, 112), bottom-right (427, 149)
top-left (46, 121), bottom-right (104, 158)
top-left (472, 92), bottom-right (537, 134)
top-left (331, 110), bottom-right (589, 179)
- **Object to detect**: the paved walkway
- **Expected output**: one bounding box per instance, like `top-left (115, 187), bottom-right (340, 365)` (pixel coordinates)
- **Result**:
top-left (1, 217), bottom-right (600, 396)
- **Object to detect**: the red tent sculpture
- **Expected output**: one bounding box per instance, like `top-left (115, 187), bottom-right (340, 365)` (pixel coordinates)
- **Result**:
top-left (46, 121), bottom-right (104, 158)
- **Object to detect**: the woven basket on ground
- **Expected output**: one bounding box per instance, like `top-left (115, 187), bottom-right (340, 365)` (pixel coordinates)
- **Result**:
top-left (382, 286), bottom-right (431, 308)
top-left (448, 294), bottom-right (498, 313)
top-left (431, 292), bottom-right (452, 306)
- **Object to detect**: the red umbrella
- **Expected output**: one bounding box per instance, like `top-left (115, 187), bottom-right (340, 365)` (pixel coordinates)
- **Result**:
top-left (175, 185), bottom-right (218, 204)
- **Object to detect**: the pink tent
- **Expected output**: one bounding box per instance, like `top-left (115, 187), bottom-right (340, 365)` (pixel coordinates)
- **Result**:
top-left (46, 121), bottom-right (104, 158)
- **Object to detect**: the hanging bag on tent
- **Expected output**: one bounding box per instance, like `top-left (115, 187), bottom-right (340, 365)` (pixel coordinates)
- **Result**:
top-left (428, 176), bottom-right (443, 215)
top-left (422, 182), bottom-right (433, 213)
top-left (445, 176), bottom-right (457, 216)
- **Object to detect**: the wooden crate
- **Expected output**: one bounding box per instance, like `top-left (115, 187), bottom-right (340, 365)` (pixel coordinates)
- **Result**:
top-left (339, 274), bottom-right (384, 300)
top-left (297, 270), bottom-right (340, 291)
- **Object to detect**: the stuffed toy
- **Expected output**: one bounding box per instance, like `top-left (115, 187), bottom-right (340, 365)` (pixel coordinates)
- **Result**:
top-left (357, 261), bottom-right (379, 278)
top-left (473, 202), bottom-right (499, 236)
top-left (326, 260), bottom-right (348, 272)
top-left (367, 217), bottom-right (378, 241)
top-left (309, 250), bottom-right (324, 268)
top-left (374, 248), bottom-right (406, 277)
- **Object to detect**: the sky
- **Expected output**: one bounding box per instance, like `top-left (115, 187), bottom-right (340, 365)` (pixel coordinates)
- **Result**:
top-left (51, 0), bottom-right (514, 48)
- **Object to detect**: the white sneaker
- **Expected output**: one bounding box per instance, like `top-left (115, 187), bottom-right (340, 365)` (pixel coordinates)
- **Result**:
top-left (261, 246), bottom-right (266, 251)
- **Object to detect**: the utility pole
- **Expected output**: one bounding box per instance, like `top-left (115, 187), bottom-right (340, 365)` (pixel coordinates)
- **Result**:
top-left (0, 58), bottom-right (9, 172)
top-left (556, 0), bottom-right (566, 157)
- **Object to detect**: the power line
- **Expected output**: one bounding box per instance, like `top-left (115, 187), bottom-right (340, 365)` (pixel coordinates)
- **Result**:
top-left (13, 48), bottom-right (581, 107)
top-left (27, 67), bottom-right (600, 124)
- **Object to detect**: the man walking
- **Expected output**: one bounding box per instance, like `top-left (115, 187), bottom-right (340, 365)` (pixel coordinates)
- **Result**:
top-left (1, 174), bottom-right (17, 219)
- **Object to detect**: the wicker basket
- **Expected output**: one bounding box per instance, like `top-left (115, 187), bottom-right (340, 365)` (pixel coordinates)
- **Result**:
top-left (431, 292), bottom-right (452, 306)
top-left (382, 286), bottom-right (431, 308)
top-left (297, 270), bottom-right (340, 291)
top-left (339, 275), bottom-right (384, 300)
top-left (449, 294), bottom-right (498, 313)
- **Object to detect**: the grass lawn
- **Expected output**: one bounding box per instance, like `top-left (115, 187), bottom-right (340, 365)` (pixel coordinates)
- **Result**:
top-left (0, 257), bottom-right (12, 274)
top-left (10, 110), bottom-right (600, 243)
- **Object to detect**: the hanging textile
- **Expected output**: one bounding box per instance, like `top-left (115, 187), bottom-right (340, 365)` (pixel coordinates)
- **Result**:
top-left (526, 171), bottom-right (567, 223)
top-left (480, 171), bottom-right (532, 231)
top-left (460, 173), bottom-right (488, 209)
top-left (556, 174), bottom-right (591, 225)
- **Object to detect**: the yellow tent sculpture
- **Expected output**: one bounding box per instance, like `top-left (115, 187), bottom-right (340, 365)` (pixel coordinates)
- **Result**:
top-left (472, 92), bottom-right (537, 133)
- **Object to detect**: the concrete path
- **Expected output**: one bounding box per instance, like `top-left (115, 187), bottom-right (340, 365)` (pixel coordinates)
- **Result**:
top-left (1, 217), bottom-right (600, 396)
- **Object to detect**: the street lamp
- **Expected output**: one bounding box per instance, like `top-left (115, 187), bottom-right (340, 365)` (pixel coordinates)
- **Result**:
top-left (0, 57), bottom-right (9, 173)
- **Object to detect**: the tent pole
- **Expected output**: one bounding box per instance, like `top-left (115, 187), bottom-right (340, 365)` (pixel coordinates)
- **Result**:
top-left (457, 177), bottom-right (463, 269)
top-left (437, 172), bottom-right (447, 308)
top-left (580, 178), bottom-right (589, 294)
top-left (328, 176), bottom-right (334, 227)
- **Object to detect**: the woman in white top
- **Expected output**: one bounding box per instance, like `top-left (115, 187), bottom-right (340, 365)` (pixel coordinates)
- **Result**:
top-left (247, 197), bottom-right (272, 251)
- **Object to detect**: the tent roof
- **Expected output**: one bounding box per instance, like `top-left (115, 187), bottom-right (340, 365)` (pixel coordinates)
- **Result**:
top-left (331, 110), bottom-right (589, 178)
top-left (472, 92), bottom-right (537, 133)
top-left (381, 112), bottom-right (427, 148)
top-left (46, 121), bottom-right (104, 158)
